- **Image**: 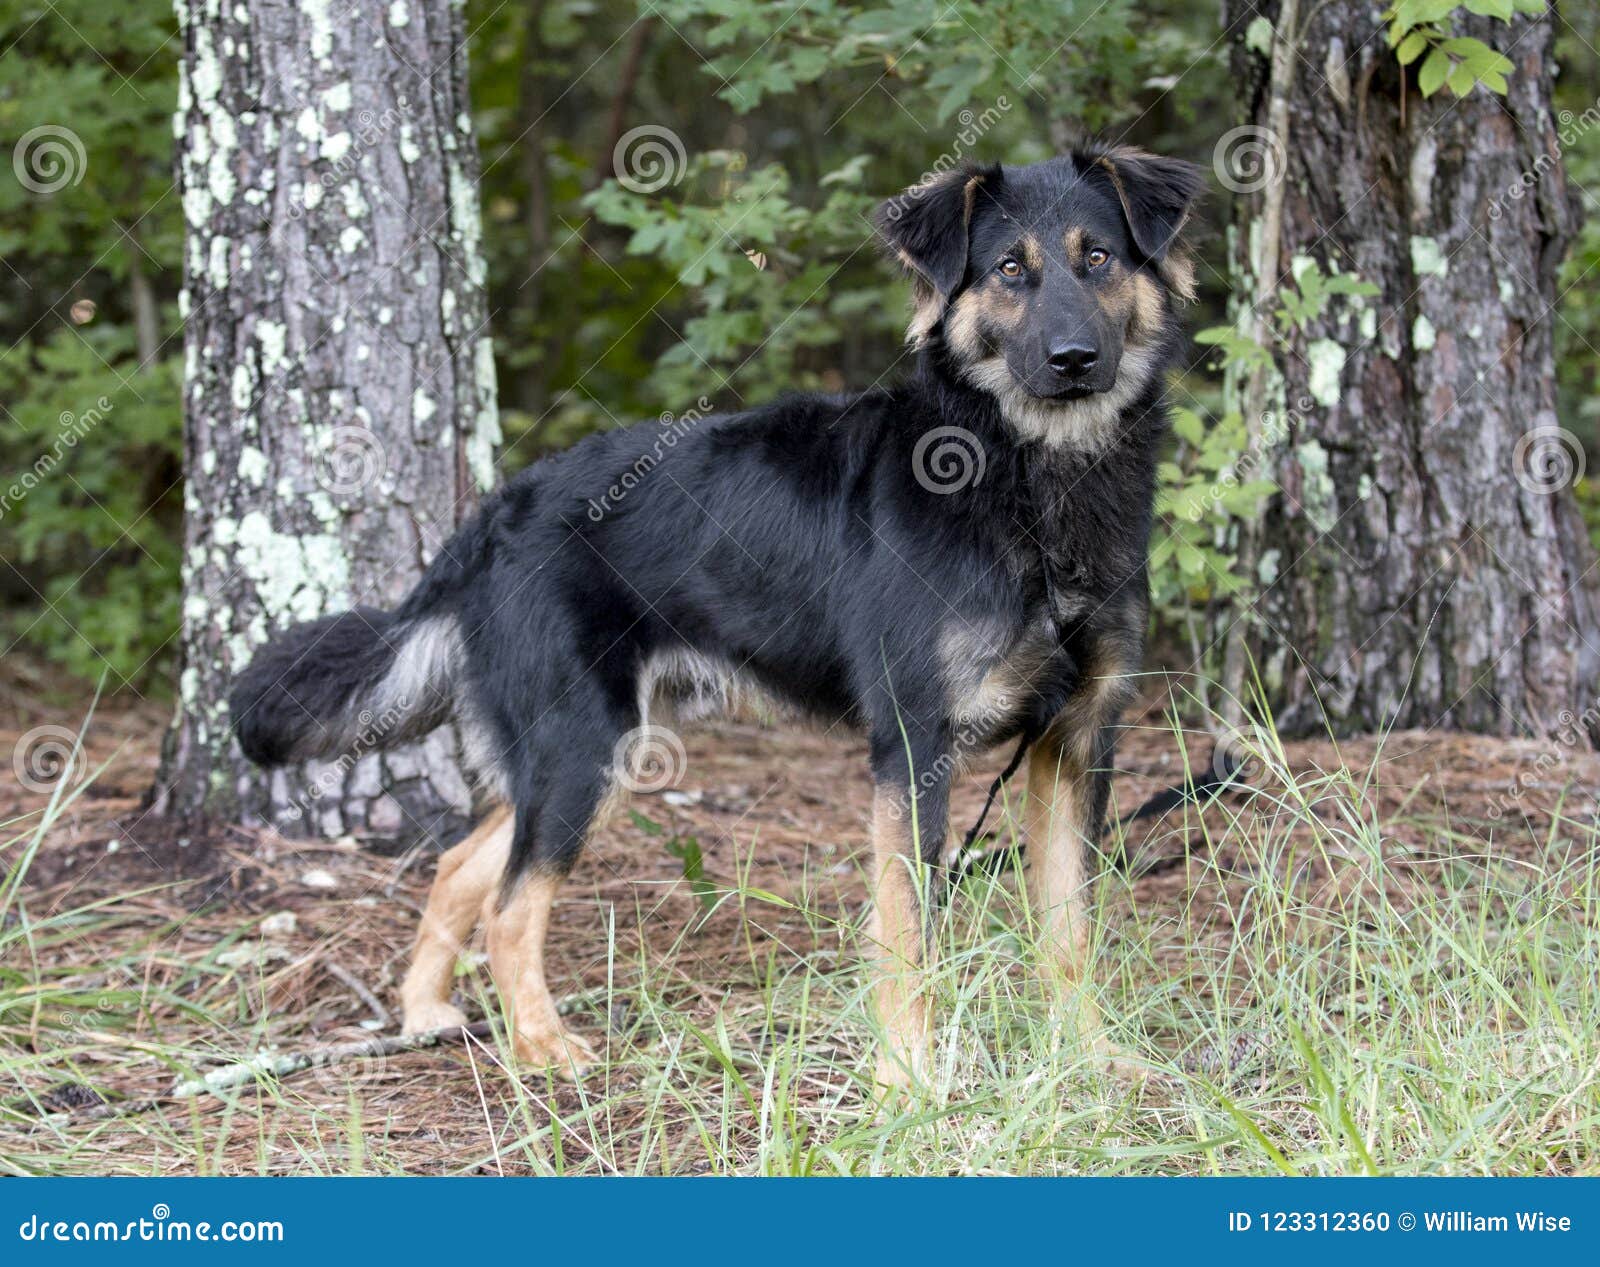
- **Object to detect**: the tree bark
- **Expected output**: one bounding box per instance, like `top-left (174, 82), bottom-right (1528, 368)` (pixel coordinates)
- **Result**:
top-left (1222, 1), bottom-right (1600, 742)
top-left (155, 0), bottom-right (500, 842)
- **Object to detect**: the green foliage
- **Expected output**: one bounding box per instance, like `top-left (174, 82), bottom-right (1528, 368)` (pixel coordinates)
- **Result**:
top-left (1151, 407), bottom-right (1274, 612)
top-left (1274, 262), bottom-right (1379, 331)
top-left (9, 0), bottom-right (1595, 693)
top-left (632, 810), bottom-right (718, 915)
top-left (667, 0), bottom-right (1195, 131)
top-left (1554, 9), bottom-right (1600, 479)
top-left (584, 151), bottom-right (890, 406)
top-left (1383, 0), bottom-right (1541, 98)
top-left (0, 0), bottom-right (182, 691)
top-left (1171, 259), bottom-right (1380, 612)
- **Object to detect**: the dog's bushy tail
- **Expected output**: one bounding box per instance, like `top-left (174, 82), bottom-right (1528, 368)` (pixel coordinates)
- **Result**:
top-left (230, 607), bottom-right (463, 766)
top-left (230, 511), bottom-right (492, 767)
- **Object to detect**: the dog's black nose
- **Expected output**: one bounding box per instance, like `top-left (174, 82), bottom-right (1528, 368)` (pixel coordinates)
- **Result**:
top-left (1047, 341), bottom-right (1098, 379)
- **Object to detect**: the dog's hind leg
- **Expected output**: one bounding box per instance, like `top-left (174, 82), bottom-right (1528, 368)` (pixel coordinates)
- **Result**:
top-left (486, 869), bottom-right (599, 1076)
top-left (399, 805), bottom-right (513, 1034)
top-left (485, 746), bottom-right (620, 1076)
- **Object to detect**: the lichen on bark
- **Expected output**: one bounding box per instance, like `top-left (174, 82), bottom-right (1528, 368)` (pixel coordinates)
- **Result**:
top-left (1222, 0), bottom-right (1600, 743)
top-left (155, 0), bottom-right (500, 842)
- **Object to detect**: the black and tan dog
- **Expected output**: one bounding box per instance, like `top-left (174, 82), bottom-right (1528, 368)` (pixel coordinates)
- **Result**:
top-left (231, 143), bottom-right (1204, 1089)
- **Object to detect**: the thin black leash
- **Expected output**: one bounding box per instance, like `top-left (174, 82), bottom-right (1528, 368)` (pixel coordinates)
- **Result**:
top-left (957, 731), bottom-right (1033, 856)
top-left (953, 478), bottom-right (1067, 862)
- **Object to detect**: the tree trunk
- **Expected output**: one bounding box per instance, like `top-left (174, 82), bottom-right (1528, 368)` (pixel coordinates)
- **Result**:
top-left (1221, 1), bottom-right (1600, 742)
top-left (155, 0), bottom-right (500, 843)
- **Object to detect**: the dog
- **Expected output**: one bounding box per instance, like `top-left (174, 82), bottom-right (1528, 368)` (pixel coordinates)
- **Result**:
top-left (230, 143), bottom-right (1205, 1089)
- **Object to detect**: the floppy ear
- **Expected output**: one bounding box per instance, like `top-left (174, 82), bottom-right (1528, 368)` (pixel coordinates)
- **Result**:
top-left (874, 162), bottom-right (1003, 306)
top-left (1087, 147), bottom-right (1205, 299)
top-left (1089, 147), bottom-right (1205, 260)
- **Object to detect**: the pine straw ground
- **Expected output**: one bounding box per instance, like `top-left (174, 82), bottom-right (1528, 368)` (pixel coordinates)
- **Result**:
top-left (4, 682), bottom-right (1600, 1176)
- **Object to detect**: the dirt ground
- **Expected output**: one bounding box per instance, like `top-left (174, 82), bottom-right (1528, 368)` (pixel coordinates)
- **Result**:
top-left (6, 679), bottom-right (1600, 1174)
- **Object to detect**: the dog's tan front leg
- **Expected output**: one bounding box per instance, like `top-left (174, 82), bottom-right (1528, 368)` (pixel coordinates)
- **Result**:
top-left (868, 788), bottom-right (932, 1092)
top-left (400, 806), bottom-right (512, 1034)
top-left (1023, 735), bottom-right (1107, 1052)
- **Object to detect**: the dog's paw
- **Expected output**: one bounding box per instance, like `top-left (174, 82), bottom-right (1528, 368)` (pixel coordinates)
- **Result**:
top-left (401, 1000), bottom-right (469, 1036)
top-left (513, 1025), bottom-right (598, 1079)
top-left (871, 1044), bottom-right (931, 1108)
top-left (1093, 1040), bottom-right (1156, 1084)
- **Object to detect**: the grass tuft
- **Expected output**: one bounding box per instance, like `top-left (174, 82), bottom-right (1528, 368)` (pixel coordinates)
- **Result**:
top-left (3, 703), bottom-right (1598, 1175)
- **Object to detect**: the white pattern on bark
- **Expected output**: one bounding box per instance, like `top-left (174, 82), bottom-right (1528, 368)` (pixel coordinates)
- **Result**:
top-left (1223, 1), bottom-right (1600, 742)
top-left (156, 0), bottom-right (500, 840)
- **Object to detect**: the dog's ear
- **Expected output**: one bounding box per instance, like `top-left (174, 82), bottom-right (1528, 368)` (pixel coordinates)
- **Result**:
top-left (1086, 147), bottom-right (1204, 300)
top-left (874, 163), bottom-right (1003, 304)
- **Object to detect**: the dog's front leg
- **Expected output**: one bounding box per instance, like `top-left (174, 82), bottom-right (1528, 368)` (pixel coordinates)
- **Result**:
top-left (1022, 631), bottom-right (1139, 1062)
top-left (1023, 726), bottom-right (1110, 1052)
top-left (867, 759), bottom-right (949, 1094)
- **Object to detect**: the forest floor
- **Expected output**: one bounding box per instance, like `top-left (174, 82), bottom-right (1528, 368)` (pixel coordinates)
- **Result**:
top-left (4, 677), bottom-right (1600, 1176)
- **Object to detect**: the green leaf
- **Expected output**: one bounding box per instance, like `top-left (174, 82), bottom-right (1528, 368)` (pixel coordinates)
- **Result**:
top-left (1172, 408), bottom-right (1207, 446)
top-left (664, 834), bottom-right (717, 914)
top-left (1396, 31), bottom-right (1428, 65)
top-left (1418, 46), bottom-right (1452, 96)
top-left (1448, 59), bottom-right (1479, 97)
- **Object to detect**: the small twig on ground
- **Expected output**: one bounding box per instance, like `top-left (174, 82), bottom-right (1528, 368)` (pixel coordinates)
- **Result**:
top-left (167, 1021), bottom-right (497, 1097)
top-left (323, 961), bottom-right (393, 1027)
top-left (46, 1022), bottom-right (497, 1124)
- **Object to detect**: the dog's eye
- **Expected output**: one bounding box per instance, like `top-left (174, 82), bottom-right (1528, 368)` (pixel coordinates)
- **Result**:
top-left (997, 257), bottom-right (1023, 278)
top-left (1086, 247), bottom-right (1110, 269)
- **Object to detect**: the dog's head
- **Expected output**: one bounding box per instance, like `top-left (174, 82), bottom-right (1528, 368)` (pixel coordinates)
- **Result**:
top-left (876, 146), bottom-right (1203, 448)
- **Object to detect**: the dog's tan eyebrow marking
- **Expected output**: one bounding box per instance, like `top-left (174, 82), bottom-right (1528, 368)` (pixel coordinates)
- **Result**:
top-left (1063, 227), bottom-right (1085, 268)
top-left (1019, 234), bottom-right (1044, 270)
